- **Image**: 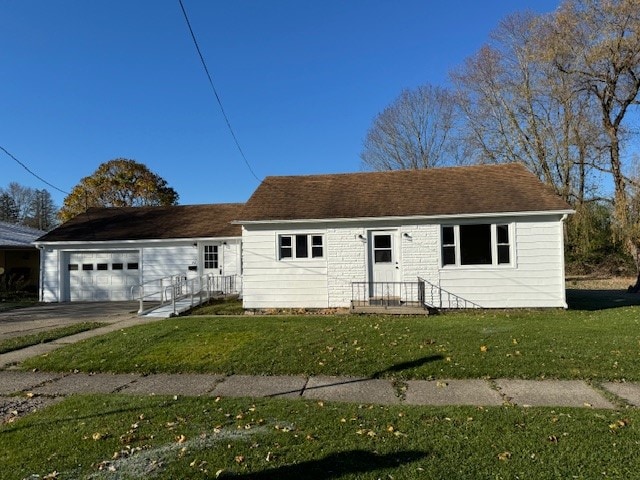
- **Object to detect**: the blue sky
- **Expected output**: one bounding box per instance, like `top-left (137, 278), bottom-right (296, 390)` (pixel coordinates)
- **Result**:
top-left (2, 0), bottom-right (561, 208)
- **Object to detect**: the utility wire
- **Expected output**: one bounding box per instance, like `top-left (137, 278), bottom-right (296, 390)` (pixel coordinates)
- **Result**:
top-left (0, 145), bottom-right (69, 195)
top-left (178, 0), bottom-right (262, 183)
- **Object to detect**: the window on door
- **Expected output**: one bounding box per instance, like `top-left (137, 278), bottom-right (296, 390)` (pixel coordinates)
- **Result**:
top-left (204, 245), bottom-right (218, 269)
top-left (373, 234), bottom-right (393, 263)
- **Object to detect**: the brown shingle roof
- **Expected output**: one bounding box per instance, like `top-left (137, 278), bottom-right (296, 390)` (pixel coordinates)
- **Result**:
top-left (36, 203), bottom-right (243, 243)
top-left (239, 163), bottom-right (571, 222)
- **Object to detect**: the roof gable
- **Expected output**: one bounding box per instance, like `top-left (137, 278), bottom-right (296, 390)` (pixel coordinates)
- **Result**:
top-left (36, 203), bottom-right (243, 243)
top-left (239, 164), bottom-right (572, 222)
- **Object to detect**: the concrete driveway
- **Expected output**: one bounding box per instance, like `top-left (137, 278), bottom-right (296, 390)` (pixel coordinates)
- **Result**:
top-left (0, 302), bottom-right (139, 340)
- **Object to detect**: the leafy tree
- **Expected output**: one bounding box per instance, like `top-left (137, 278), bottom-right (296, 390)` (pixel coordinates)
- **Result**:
top-left (59, 158), bottom-right (179, 222)
top-left (360, 85), bottom-right (463, 171)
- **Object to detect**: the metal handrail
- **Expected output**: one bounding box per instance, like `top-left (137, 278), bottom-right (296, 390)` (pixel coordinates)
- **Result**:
top-left (133, 273), bottom-right (237, 315)
top-left (350, 278), bottom-right (482, 310)
top-left (417, 277), bottom-right (482, 309)
top-left (351, 281), bottom-right (426, 309)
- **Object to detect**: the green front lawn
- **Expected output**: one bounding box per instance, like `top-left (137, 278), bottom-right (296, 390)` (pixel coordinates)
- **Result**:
top-left (0, 322), bottom-right (104, 354)
top-left (2, 395), bottom-right (639, 479)
top-left (21, 307), bottom-right (640, 381)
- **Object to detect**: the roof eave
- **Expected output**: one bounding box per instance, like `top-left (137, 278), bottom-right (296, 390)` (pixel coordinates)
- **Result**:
top-left (34, 235), bottom-right (242, 247)
top-left (235, 209), bottom-right (575, 225)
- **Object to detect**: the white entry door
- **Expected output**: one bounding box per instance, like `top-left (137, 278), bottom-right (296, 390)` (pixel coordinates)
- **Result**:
top-left (202, 243), bottom-right (221, 275)
top-left (369, 231), bottom-right (400, 284)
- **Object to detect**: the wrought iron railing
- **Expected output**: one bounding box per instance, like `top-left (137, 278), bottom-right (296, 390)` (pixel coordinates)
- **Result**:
top-left (417, 277), bottom-right (482, 309)
top-left (351, 281), bottom-right (426, 308)
top-left (351, 278), bottom-right (482, 310)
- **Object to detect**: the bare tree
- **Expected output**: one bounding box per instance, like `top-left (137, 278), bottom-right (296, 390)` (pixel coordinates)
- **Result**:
top-left (0, 183), bottom-right (58, 230)
top-left (0, 193), bottom-right (19, 223)
top-left (360, 85), bottom-right (461, 171)
top-left (451, 11), bottom-right (604, 204)
top-left (546, 0), bottom-right (640, 242)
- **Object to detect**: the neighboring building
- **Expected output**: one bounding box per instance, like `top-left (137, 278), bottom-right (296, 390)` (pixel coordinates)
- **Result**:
top-left (0, 221), bottom-right (46, 294)
top-left (237, 163), bottom-right (574, 309)
top-left (35, 204), bottom-right (243, 302)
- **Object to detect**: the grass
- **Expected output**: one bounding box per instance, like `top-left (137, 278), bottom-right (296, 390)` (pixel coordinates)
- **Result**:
top-left (1, 394), bottom-right (639, 479)
top-left (186, 296), bottom-right (244, 315)
top-left (21, 306), bottom-right (640, 381)
top-left (0, 322), bottom-right (104, 354)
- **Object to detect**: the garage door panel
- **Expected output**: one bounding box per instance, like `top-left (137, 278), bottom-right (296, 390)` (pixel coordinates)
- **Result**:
top-left (67, 251), bottom-right (139, 302)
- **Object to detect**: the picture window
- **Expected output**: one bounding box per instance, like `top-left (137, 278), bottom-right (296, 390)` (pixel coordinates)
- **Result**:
top-left (441, 224), bottom-right (512, 267)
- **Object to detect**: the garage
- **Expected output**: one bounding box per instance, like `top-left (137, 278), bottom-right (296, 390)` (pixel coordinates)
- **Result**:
top-left (67, 251), bottom-right (140, 301)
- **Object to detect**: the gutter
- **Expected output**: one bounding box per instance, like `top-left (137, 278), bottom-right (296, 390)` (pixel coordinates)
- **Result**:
top-left (234, 209), bottom-right (576, 226)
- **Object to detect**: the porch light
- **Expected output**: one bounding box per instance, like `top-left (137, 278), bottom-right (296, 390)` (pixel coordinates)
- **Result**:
top-left (403, 232), bottom-right (412, 239)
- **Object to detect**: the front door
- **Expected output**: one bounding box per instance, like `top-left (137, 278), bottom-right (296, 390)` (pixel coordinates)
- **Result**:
top-left (202, 243), bottom-right (221, 276)
top-left (368, 231), bottom-right (400, 301)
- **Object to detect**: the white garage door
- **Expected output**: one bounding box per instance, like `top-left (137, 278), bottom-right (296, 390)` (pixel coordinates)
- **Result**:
top-left (67, 251), bottom-right (140, 301)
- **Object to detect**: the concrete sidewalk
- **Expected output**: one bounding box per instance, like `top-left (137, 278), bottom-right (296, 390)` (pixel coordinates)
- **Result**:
top-left (1, 370), bottom-right (639, 409)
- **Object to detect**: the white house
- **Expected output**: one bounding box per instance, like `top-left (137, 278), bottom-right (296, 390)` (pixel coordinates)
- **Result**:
top-left (237, 164), bottom-right (574, 309)
top-left (35, 204), bottom-right (243, 302)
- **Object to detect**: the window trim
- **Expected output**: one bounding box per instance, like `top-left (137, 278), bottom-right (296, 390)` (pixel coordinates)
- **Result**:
top-left (278, 233), bottom-right (324, 260)
top-left (440, 223), bottom-right (513, 268)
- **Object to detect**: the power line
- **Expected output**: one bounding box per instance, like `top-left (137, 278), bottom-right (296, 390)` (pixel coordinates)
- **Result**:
top-left (178, 0), bottom-right (262, 183)
top-left (0, 145), bottom-right (69, 195)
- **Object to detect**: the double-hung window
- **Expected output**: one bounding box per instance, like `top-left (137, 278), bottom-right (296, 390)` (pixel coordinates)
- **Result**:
top-left (441, 223), bottom-right (512, 267)
top-left (279, 234), bottom-right (324, 260)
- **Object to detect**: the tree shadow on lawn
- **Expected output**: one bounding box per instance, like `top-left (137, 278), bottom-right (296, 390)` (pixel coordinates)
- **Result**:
top-left (566, 288), bottom-right (640, 311)
top-left (268, 355), bottom-right (443, 398)
top-left (228, 449), bottom-right (429, 479)
top-left (371, 355), bottom-right (444, 378)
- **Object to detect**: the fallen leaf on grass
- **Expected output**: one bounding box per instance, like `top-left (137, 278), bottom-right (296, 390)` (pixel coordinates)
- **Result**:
top-left (609, 419), bottom-right (630, 431)
top-left (497, 451), bottom-right (511, 461)
top-left (480, 345), bottom-right (488, 353)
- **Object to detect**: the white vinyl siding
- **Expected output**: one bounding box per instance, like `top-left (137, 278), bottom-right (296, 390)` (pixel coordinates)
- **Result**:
top-left (40, 248), bottom-right (60, 302)
top-left (243, 226), bottom-right (328, 308)
top-left (439, 217), bottom-right (566, 308)
top-left (142, 245), bottom-right (197, 280)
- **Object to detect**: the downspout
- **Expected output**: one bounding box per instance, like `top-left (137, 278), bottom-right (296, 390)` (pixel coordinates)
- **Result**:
top-left (560, 214), bottom-right (569, 309)
top-left (36, 245), bottom-right (45, 302)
